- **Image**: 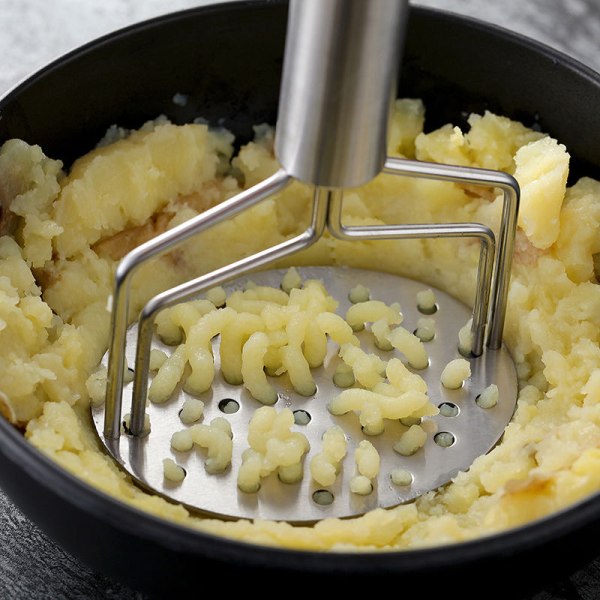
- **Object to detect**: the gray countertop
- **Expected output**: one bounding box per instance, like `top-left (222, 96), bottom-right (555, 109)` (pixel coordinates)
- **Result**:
top-left (1, 0), bottom-right (600, 597)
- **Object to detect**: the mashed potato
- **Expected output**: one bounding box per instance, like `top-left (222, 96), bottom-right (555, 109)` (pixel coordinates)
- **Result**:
top-left (0, 98), bottom-right (599, 550)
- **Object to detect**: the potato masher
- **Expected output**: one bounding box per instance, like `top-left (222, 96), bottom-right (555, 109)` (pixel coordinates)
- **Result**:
top-left (92, 0), bottom-right (519, 523)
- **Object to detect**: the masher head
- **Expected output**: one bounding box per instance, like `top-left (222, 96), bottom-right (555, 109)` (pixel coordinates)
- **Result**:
top-left (92, 266), bottom-right (517, 523)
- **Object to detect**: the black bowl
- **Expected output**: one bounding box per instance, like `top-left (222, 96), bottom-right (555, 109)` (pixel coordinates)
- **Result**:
top-left (1, 1), bottom-right (600, 596)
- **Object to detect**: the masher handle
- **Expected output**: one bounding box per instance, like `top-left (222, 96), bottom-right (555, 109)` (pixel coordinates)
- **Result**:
top-left (275, 0), bottom-right (409, 188)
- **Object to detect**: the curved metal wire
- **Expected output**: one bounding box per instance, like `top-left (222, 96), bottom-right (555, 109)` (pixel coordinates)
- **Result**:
top-left (383, 158), bottom-right (520, 350)
top-left (103, 158), bottom-right (519, 441)
top-left (327, 189), bottom-right (495, 357)
top-left (104, 169), bottom-right (291, 438)
top-left (128, 187), bottom-right (328, 435)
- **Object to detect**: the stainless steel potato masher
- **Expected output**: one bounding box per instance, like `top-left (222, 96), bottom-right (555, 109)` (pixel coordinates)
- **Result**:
top-left (92, 0), bottom-right (519, 522)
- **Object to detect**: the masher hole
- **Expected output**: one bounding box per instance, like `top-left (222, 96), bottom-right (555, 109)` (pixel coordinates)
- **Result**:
top-left (312, 489), bottom-right (334, 506)
top-left (438, 402), bottom-right (459, 417)
top-left (293, 409), bottom-right (311, 425)
top-left (434, 431), bottom-right (456, 447)
top-left (218, 398), bottom-right (240, 414)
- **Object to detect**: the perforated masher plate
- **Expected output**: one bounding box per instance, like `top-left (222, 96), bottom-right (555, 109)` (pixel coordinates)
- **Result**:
top-left (92, 267), bottom-right (517, 523)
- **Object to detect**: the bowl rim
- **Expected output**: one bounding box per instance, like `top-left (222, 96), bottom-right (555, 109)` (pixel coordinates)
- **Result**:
top-left (3, 0), bottom-right (600, 123)
top-left (1, 0), bottom-right (600, 576)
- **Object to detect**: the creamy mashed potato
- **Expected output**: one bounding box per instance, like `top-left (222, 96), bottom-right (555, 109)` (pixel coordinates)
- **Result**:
top-left (0, 98), bottom-right (599, 550)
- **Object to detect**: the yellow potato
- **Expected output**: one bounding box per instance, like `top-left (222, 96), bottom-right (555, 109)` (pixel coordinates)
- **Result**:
top-left (281, 313), bottom-right (316, 396)
top-left (237, 449), bottom-right (263, 493)
top-left (388, 327), bottom-right (429, 370)
top-left (281, 267), bottom-right (302, 293)
top-left (310, 426), bottom-right (347, 486)
top-left (148, 344), bottom-right (186, 403)
top-left (515, 137), bottom-right (569, 249)
top-left (155, 300), bottom-right (215, 345)
top-left (189, 419), bottom-right (233, 474)
top-left (329, 388), bottom-right (430, 435)
top-left (355, 440), bottom-right (380, 479)
top-left (316, 312), bottom-right (360, 347)
top-left (3, 99), bottom-right (600, 553)
top-left (185, 308), bottom-right (235, 394)
top-left (303, 318), bottom-right (328, 369)
top-left (242, 407), bottom-right (309, 490)
top-left (350, 475), bottom-right (373, 496)
top-left (345, 300), bottom-right (402, 331)
top-left (241, 331), bottom-right (277, 405)
top-left (220, 312), bottom-right (264, 385)
top-left (386, 358), bottom-right (427, 394)
top-left (278, 462), bottom-right (304, 484)
top-left (163, 458), bottom-right (186, 483)
top-left (394, 424), bottom-right (427, 457)
top-left (371, 319), bottom-right (393, 351)
top-left (339, 344), bottom-right (386, 389)
top-left (149, 348), bottom-right (168, 371)
top-left (441, 358), bottom-right (471, 389)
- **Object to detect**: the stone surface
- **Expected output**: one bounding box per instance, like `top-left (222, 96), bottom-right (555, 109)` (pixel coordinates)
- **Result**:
top-left (1, 0), bottom-right (600, 598)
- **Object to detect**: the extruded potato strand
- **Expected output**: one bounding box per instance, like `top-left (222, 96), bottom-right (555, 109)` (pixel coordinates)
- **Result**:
top-left (179, 398), bottom-right (204, 424)
top-left (171, 429), bottom-right (193, 452)
top-left (355, 440), bottom-right (380, 479)
top-left (155, 299), bottom-right (215, 345)
top-left (148, 344), bottom-right (187, 403)
top-left (348, 284), bottom-right (370, 304)
top-left (339, 343), bottom-right (386, 390)
top-left (163, 458), bottom-right (186, 483)
top-left (386, 358), bottom-right (427, 394)
top-left (281, 312), bottom-right (316, 396)
top-left (316, 312), bottom-right (360, 347)
top-left (415, 317), bottom-right (436, 342)
top-left (281, 267), bottom-right (302, 293)
top-left (310, 426), bottom-right (347, 486)
top-left (85, 367), bottom-right (107, 407)
top-left (205, 286), bottom-right (226, 307)
top-left (220, 312), bottom-right (264, 385)
top-left (238, 449), bottom-right (263, 493)
top-left (350, 440), bottom-right (380, 495)
top-left (288, 280), bottom-right (338, 313)
top-left (416, 289), bottom-right (436, 314)
top-left (303, 317), bottom-right (328, 369)
top-left (394, 424), bottom-right (427, 456)
top-left (333, 362), bottom-right (355, 388)
top-left (189, 418), bottom-right (233, 473)
top-left (476, 383), bottom-right (499, 408)
top-left (263, 330), bottom-right (287, 376)
top-left (388, 326), bottom-right (429, 370)
top-left (238, 407), bottom-right (309, 492)
top-left (149, 348), bottom-right (168, 371)
top-left (458, 318), bottom-right (474, 356)
top-left (345, 300), bottom-right (402, 331)
top-left (185, 307), bottom-right (235, 395)
top-left (371, 319), bottom-right (393, 351)
top-left (241, 331), bottom-right (278, 405)
top-left (329, 388), bottom-right (431, 435)
top-left (441, 358), bottom-right (471, 389)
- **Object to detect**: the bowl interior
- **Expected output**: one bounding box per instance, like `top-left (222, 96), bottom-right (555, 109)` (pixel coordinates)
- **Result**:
top-left (1, 0), bottom-right (600, 592)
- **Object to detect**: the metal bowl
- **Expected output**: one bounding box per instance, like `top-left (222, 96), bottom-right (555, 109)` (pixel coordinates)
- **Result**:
top-left (1, 1), bottom-right (600, 595)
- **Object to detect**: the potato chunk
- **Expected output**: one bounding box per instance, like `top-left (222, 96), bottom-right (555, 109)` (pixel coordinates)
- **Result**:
top-left (515, 137), bottom-right (569, 249)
